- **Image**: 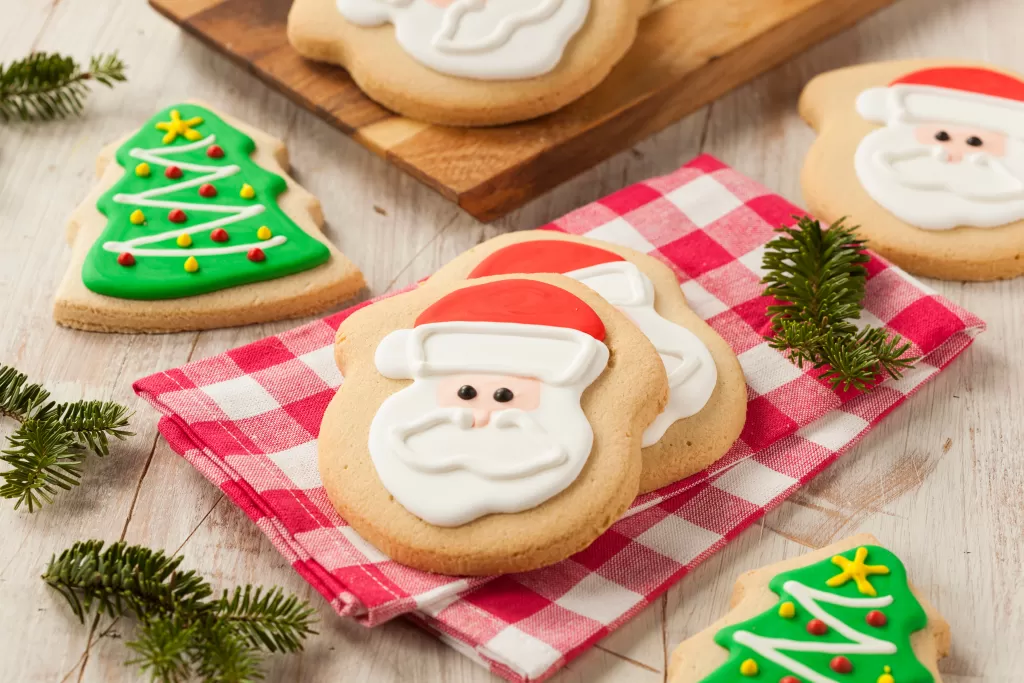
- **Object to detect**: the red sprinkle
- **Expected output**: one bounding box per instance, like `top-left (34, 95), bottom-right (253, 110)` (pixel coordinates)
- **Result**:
top-left (247, 247), bottom-right (265, 262)
top-left (116, 252), bottom-right (135, 267)
top-left (210, 228), bottom-right (229, 243)
top-left (199, 183), bottom-right (218, 198)
top-left (866, 610), bottom-right (888, 627)
top-left (780, 677), bottom-right (801, 683)
top-left (830, 656), bottom-right (853, 674)
top-left (806, 619), bottom-right (828, 636)
top-left (165, 165), bottom-right (183, 179)
top-left (168, 208), bottom-right (187, 223)
top-left (206, 144), bottom-right (224, 158)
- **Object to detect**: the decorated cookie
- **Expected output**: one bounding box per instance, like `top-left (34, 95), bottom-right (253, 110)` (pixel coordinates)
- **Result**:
top-left (668, 534), bottom-right (951, 683)
top-left (318, 274), bottom-right (668, 575)
top-left (428, 231), bottom-right (746, 493)
top-left (54, 103), bottom-right (364, 332)
top-left (286, 0), bottom-right (650, 126)
top-left (801, 60), bottom-right (1024, 280)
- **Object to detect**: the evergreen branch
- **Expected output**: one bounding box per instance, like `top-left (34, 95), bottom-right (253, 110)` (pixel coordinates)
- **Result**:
top-left (0, 419), bottom-right (82, 512)
top-left (761, 217), bottom-right (919, 391)
top-left (0, 51), bottom-right (126, 122)
top-left (192, 622), bottom-right (266, 683)
top-left (126, 614), bottom-right (196, 683)
top-left (0, 365), bottom-right (51, 421)
top-left (44, 541), bottom-right (317, 682)
top-left (0, 365), bottom-right (133, 510)
top-left (41, 400), bottom-right (134, 455)
top-left (42, 541), bottom-right (213, 623)
top-left (214, 586), bottom-right (318, 653)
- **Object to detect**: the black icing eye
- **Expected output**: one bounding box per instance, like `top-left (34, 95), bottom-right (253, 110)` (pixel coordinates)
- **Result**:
top-left (967, 136), bottom-right (984, 147)
top-left (493, 388), bottom-right (514, 403)
top-left (935, 131), bottom-right (951, 142)
top-left (457, 385), bottom-right (477, 400)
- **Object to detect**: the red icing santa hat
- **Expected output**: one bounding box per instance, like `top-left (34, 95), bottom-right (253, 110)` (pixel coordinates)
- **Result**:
top-left (856, 66), bottom-right (1024, 138)
top-left (468, 240), bottom-right (654, 308)
top-left (375, 279), bottom-right (610, 387)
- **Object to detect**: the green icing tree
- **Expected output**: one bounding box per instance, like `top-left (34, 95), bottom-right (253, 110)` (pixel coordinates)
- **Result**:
top-left (83, 104), bottom-right (330, 300)
top-left (701, 545), bottom-right (933, 683)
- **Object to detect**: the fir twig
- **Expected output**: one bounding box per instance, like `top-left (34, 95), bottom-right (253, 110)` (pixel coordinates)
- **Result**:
top-left (44, 541), bottom-right (318, 683)
top-left (761, 217), bottom-right (918, 391)
top-left (0, 51), bottom-right (127, 122)
top-left (0, 364), bottom-right (134, 511)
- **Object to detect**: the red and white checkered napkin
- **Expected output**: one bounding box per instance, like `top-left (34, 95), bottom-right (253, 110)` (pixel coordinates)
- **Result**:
top-left (135, 155), bottom-right (984, 682)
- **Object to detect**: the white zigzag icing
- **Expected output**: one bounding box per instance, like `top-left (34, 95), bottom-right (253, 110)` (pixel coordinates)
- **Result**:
top-left (103, 134), bottom-right (288, 257)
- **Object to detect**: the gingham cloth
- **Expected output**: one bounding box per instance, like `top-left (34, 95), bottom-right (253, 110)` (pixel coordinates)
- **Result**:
top-left (134, 155), bottom-right (984, 683)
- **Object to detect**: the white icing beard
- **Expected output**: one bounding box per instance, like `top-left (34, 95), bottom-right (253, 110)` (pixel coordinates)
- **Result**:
top-left (334, 0), bottom-right (591, 80)
top-left (368, 377), bottom-right (595, 526)
top-left (855, 123), bottom-right (1024, 230)
top-left (567, 263), bottom-right (718, 448)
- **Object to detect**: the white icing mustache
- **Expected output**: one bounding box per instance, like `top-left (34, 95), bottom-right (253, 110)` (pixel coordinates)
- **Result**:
top-left (876, 145), bottom-right (1024, 201)
top-left (389, 407), bottom-right (568, 480)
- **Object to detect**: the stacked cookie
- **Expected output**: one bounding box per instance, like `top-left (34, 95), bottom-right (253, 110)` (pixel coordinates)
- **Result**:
top-left (318, 231), bottom-right (747, 575)
top-left (286, 0), bottom-right (651, 126)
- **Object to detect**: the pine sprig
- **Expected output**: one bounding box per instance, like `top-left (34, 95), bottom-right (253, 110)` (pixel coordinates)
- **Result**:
top-left (0, 364), bottom-right (134, 511)
top-left (0, 51), bottom-right (126, 122)
top-left (44, 541), bottom-right (318, 683)
top-left (761, 217), bottom-right (918, 391)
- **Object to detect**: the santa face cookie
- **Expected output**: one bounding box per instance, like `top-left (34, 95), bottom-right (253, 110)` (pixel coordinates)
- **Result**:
top-left (429, 231), bottom-right (746, 494)
top-left (668, 534), bottom-right (950, 683)
top-left (54, 104), bottom-right (364, 332)
top-left (801, 60), bottom-right (1024, 280)
top-left (318, 274), bottom-right (668, 575)
top-left (287, 0), bottom-right (649, 126)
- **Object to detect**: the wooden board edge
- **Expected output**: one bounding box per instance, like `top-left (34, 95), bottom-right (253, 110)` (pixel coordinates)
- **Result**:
top-left (453, 0), bottom-right (899, 222)
top-left (149, 0), bottom-right (226, 22)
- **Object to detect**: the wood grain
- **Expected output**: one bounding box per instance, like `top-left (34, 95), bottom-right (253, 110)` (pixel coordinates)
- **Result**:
top-left (147, 0), bottom-right (897, 221)
top-left (2, 0), bottom-right (1023, 681)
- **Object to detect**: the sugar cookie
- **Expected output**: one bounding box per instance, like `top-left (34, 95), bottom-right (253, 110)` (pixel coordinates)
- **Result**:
top-left (54, 103), bottom-right (364, 332)
top-left (801, 60), bottom-right (1024, 280)
top-left (318, 274), bottom-right (668, 575)
top-left (287, 0), bottom-right (649, 126)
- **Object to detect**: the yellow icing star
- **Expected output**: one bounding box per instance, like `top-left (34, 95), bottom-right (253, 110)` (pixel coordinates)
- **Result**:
top-left (827, 547), bottom-right (890, 596)
top-left (155, 109), bottom-right (205, 144)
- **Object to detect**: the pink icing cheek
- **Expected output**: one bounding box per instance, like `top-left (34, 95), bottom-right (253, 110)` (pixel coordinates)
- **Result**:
top-left (426, 0), bottom-right (460, 6)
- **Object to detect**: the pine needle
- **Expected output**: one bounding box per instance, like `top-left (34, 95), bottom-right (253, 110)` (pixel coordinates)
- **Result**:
top-left (0, 51), bottom-right (127, 122)
top-left (44, 541), bottom-right (318, 683)
top-left (761, 217), bottom-right (918, 391)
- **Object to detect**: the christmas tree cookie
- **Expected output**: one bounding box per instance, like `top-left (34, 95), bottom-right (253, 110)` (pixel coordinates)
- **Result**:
top-left (668, 534), bottom-right (950, 683)
top-left (54, 103), bottom-right (364, 332)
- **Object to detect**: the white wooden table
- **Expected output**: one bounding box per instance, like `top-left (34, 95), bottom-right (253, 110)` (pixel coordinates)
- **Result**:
top-left (1, 0), bottom-right (1021, 681)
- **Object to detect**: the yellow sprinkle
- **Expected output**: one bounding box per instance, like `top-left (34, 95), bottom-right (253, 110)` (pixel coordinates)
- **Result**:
top-left (778, 601), bottom-right (796, 619)
top-left (240, 183), bottom-right (256, 199)
top-left (877, 665), bottom-right (895, 683)
top-left (135, 162), bottom-right (150, 177)
top-left (739, 658), bottom-right (759, 677)
top-left (130, 209), bottom-right (146, 225)
top-left (176, 233), bottom-right (193, 248)
top-left (184, 256), bottom-right (199, 273)
top-left (256, 226), bottom-right (272, 241)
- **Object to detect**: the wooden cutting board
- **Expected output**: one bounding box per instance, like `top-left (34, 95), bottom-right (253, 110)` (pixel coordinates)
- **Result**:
top-left (149, 0), bottom-right (895, 221)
